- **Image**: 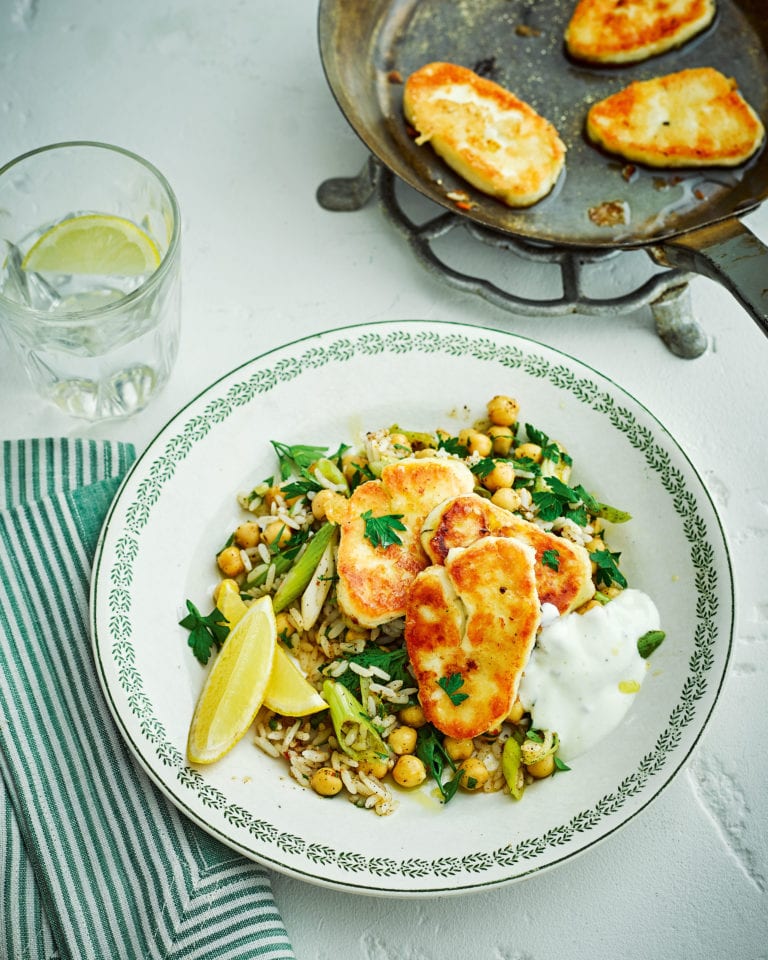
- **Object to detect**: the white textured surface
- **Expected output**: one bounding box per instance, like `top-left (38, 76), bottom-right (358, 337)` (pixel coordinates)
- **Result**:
top-left (1, 2), bottom-right (766, 957)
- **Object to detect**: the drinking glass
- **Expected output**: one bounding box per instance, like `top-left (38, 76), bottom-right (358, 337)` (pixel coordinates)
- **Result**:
top-left (0, 141), bottom-right (181, 421)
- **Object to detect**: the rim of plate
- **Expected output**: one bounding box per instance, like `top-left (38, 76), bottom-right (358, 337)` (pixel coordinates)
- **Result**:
top-left (90, 319), bottom-right (734, 894)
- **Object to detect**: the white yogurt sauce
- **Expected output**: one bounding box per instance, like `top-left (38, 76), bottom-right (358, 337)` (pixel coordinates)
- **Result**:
top-left (518, 589), bottom-right (661, 761)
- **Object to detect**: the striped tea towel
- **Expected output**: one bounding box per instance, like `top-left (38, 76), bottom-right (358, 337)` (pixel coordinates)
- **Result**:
top-left (0, 438), bottom-right (295, 960)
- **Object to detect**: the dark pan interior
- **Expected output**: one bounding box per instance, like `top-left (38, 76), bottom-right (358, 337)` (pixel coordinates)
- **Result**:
top-left (318, 0), bottom-right (768, 248)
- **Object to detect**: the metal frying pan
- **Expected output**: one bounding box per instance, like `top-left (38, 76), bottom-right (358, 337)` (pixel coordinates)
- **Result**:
top-left (318, 0), bottom-right (768, 337)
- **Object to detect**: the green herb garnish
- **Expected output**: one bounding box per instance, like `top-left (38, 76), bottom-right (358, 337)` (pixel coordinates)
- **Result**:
top-left (416, 726), bottom-right (463, 803)
top-left (590, 549), bottom-right (628, 589)
top-left (361, 510), bottom-right (407, 549)
top-left (542, 548), bottom-right (560, 571)
top-left (437, 672), bottom-right (469, 706)
top-left (469, 457), bottom-right (497, 479)
top-left (437, 435), bottom-right (469, 458)
top-left (179, 599), bottom-right (229, 665)
top-left (332, 646), bottom-right (411, 703)
top-left (270, 441), bottom-right (329, 480)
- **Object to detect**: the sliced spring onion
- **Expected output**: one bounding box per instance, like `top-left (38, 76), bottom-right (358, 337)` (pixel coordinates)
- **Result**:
top-left (272, 522), bottom-right (337, 613)
top-left (501, 737), bottom-right (525, 801)
top-left (322, 679), bottom-right (390, 762)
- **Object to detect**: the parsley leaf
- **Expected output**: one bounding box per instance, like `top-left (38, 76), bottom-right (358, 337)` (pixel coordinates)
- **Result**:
top-left (512, 457), bottom-right (541, 477)
top-left (270, 441), bottom-right (329, 480)
top-left (438, 672), bottom-right (469, 706)
top-left (590, 549), bottom-right (628, 589)
top-left (416, 726), bottom-right (463, 804)
top-left (524, 423), bottom-right (549, 447)
top-left (179, 599), bottom-right (229, 665)
top-left (542, 548), bottom-right (560, 571)
top-left (469, 456), bottom-right (497, 479)
top-left (554, 756), bottom-right (571, 773)
top-left (437, 435), bottom-right (469, 457)
top-left (280, 468), bottom-right (324, 499)
top-left (361, 510), bottom-right (407, 549)
top-left (331, 646), bottom-right (411, 702)
top-left (532, 476), bottom-right (590, 525)
top-left (347, 461), bottom-right (376, 493)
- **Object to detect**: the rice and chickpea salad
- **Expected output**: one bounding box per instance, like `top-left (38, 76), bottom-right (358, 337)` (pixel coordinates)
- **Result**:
top-left (181, 393), bottom-right (644, 816)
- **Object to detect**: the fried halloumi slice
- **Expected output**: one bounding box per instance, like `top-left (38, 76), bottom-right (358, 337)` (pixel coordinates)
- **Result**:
top-left (421, 493), bottom-right (595, 615)
top-left (403, 61), bottom-right (566, 207)
top-left (565, 0), bottom-right (716, 65)
top-left (405, 536), bottom-right (541, 739)
top-left (586, 68), bottom-right (765, 168)
top-left (336, 457), bottom-right (475, 628)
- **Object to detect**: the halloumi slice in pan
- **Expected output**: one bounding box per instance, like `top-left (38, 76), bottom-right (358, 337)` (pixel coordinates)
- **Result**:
top-left (565, 0), bottom-right (716, 65)
top-left (421, 493), bottom-right (595, 615)
top-left (336, 457), bottom-right (475, 628)
top-left (405, 536), bottom-right (541, 740)
top-left (586, 67), bottom-right (765, 168)
top-left (403, 61), bottom-right (566, 207)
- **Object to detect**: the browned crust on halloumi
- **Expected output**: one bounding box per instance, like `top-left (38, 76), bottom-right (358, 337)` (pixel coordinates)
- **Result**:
top-left (403, 61), bottom-right (566, 207)
top-left (586, 67), bottom-right (765, 167)
top-left (422, 493), bottom-right (595, 615)
top-left (565, 0), bottom-right (716, 65)
top-left (336, 457), bottom-right (475, 628)
top-left (405, 537), bottom-right (541, 739)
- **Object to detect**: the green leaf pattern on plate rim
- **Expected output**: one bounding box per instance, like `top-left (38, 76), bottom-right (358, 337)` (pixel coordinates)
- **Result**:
top-left (106, 326), bottom-right (723, 881)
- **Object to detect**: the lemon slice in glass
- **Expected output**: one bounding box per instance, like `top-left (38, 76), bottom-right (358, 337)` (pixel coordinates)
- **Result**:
top-left (22, 214), bottom-right (161, 276)
top-left (215, 578), bottom-right (327, 717)
top-left (187, 595), bottom-right (277, 765)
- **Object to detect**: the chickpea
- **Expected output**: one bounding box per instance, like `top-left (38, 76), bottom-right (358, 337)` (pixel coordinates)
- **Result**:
top-left (234, 521), bottom-right (261, 550)
top-left (482, 461), bottom-right (515, 492)
top-left (488, 424), bottom-right (515, 456)
top-left (444, 737), bottom-right (474, 762)
top-left (487, 395), bottom-right (520, 427)
top-left (398, 704), bottom-right (427, 728)
top-left (311, 488), bottom-right (347, 523)
top-left (458, 757), bottom-right (490, 792)
top-left (310, 767), bottom-right (344, 796)
top-left (217, 545), bottom-right (245, 578)
top-left (526, 753), bottom-right (555, 779)
top-left (491, 488), bottom-right (522, 513)
top-left (392, 754), bottom-right (427, 788)
top-left (345, 628), bottom-right (368, 647)
top-left (262, 486), bottom-right (283, 510)
top-left (389, 432), bottom-right (411, 453)
top-left (515, 442), bottom-right (543, 464)
top-left (507, 698), bottom-right (525, 724)
top-left (262, 520), bottom-right (292, 548)
top-left (341, 452), bottom-right (367, 485)
top-left (458, 429), bottom-right (492, 457)
top-left (388, 726), bottom-right (418, 756)
top-left (358, 757), bottom-right (389, 779)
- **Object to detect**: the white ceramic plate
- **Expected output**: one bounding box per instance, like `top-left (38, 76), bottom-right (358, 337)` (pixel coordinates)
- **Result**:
top-left (91, 320), bottom-right (733, 896)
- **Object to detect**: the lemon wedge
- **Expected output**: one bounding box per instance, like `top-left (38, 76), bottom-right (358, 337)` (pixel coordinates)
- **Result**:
top-left (264, 649), bottom-right (327, 716)
top-left (22, 214), bottom-right (161, 276)
top-left (215, 578), bottom-right (327, 717)
top-left (215, 579), bottom-right (248, 626)
top-left (187, 595), bottom-right (277, 765)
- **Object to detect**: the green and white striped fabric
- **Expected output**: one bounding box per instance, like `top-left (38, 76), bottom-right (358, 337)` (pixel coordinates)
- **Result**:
top-left (0, 439), bottom-right (295, 960)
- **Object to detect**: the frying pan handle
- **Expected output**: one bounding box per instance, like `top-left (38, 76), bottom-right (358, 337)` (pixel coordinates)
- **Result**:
top-left (651, 219), bottom-right (768, 340)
